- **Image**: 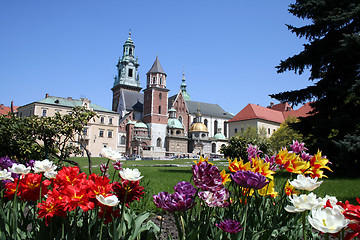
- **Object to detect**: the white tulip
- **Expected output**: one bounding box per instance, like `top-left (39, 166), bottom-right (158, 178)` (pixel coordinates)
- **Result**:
top-left (288, 174), bottom-right (322, 191)
top-left (308, 207), bottom-right (349, 233)
top-left (96, 195), bottom-right (120, 207)
top-left (44, 170), bottom-right (58, 179)
top-left (101, 147), bottom-right (122, 161)
top-left (119, 168), bottom-right (143, 181)
top-left (285, 192), bottom-right (324, 213)
top-left (33, 159), bottom-right (57, 173)
top-left (0, 169), bottom-right (14, 181)
top-left (9, 163), bottom-right (31, 175)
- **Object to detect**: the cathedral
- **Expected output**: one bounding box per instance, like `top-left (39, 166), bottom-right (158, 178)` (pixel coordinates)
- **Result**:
top-left (112, 32), bottom-right (233, 158)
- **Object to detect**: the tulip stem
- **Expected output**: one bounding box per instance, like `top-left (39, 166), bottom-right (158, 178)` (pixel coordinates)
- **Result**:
top-left (99, 206), bottom-right (107, 240)
top-left (302, 211), bottom-right (307, 240)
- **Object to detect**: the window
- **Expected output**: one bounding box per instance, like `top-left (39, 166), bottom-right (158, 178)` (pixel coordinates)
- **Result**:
top-left (100, 117), bottom-right (104, 124)
top-left (178, 116), bottom-right (183, 123)
top-left (268, 128), bottom-right (271, 134)
top-left (224, 122), bottom-right (227, 137)
top-left (128, 69), bottom-right (133, 77)
top-left (204, 119), bottom-right (208, 127)
top-left (159, 106), bottom-right (161, 114)
top-left (160, 77), bottom-right (162, 85)
top-left (153, 77), bottom-right (156, 84)
top-left (109, 118), bottom-right (113, 125)
top-left (212, 143), bottom-right (216, 153)
top-left (82, 128), bottom-right (88, 136)
top-left (99, 130), bottom-right (104, 137)
top-left (159, 93), bottom-right (162, 99)
top-left (129, 48), bottom-right (133, 56)
top-left (235, 128), bottom-right (238, 133)
top-left (42, 109), bottom-right (47, 117)
top-left (157, 137), bottom-right (162, 147)
top-left (107, 130), bottom-right (113, 138)
top-left (214, 120), bottom-right (218, 134)
top-left (120, 136), bottom-right (126, 145)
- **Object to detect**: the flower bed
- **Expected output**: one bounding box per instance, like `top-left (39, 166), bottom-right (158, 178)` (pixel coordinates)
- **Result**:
top-left (1, 141), bottom-right (360, 239)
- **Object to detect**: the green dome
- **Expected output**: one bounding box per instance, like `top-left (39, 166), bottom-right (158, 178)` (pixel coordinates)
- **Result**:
top-left (134, 122), bottom-right (148, 128)
top-left (213, 133), bottom-right (226, 140)
top-left (126, 120), bottom-right (136, 125)
top-left (167, 118), bottom-right (183, 129)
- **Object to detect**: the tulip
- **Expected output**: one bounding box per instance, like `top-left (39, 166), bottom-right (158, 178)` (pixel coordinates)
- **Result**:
top-left (0, 169), bottom-right (14, 181)
top-left (288, 174), bottom-right (322, 192)
top-left (285, 192), bottom-right (323, 213)
top-left (33, 159), bottom-right (57, 174)
top-left (119, 168), bottom-right (143, 181)
top-left (308, 207), bottom-right (349, 234)
top-left (96, 195), bottom-right (120, 207)
top-left (9, 163), bottom-right (31, 175)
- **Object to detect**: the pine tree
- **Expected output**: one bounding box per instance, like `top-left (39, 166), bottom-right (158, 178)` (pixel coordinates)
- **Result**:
top-left (270, 0), bottom-right (360, 175)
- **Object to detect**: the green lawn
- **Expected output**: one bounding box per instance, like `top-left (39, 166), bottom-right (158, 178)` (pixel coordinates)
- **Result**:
top-left (71, 157), bottom-right (360, 205)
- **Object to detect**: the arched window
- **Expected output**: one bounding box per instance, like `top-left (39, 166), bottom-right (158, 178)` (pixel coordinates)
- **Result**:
top-left (204, 119), bottom-right (208, 127)
top-left (157, 137), bottom-right (162, 147)
top-left (120, 136), bottom-right (126, 145)
top-left (178, 116), bottom-right (183, 123)
top-left (129, 48), bottom-right (133, 56)
top-left (212, 143), bottom-right (216, 153)
top-left (214, 120), bottom-right (218, 134)
top-left (159, 106), bottom-right (161, 114)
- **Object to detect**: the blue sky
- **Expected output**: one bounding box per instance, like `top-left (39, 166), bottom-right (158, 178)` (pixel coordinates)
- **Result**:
top-left (0, 0), bottom-right (311, 115)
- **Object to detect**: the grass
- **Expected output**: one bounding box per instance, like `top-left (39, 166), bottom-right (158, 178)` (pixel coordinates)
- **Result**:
top-left (71, 157), bottom-right (360, 205)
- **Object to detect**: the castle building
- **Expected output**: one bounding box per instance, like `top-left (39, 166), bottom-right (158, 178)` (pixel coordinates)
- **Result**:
top-left (112, 33), bottom-right (233, 157)
top-left (17, 94), bottom-right (119, 157)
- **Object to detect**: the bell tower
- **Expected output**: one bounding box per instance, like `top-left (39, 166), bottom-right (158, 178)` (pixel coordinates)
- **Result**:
top-left (143, 56), bottom-right (169, 152)
top-left (111, 30), bottom-right (141, 111)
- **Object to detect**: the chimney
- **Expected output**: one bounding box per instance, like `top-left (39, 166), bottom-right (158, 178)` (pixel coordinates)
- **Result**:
top-left (10, 101), bottom-right (14, 114)
top-left (45, 93), bottom-right (49, 98)
top-left (270, 102), bottom-right (274, 108)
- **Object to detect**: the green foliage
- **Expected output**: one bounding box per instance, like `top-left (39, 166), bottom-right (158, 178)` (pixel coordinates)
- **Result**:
top-left (220, 126), bottom-right (271, 160)
top-left (0, 107), bottom-right (96, 164)
top-left (270, 0), bottom-right (360, 176)
top-left (269, 117), bottom-right (303, 151)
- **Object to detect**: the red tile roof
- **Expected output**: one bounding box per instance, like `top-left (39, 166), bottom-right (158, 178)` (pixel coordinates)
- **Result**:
top-left (228, 102), bottom-right (313, 124)
top-left (0, 104), bottom-right (18, 115)
top-left (283, 102), bottom-right (313, 119)
top-left (228, 103), bottom-right (285, 124)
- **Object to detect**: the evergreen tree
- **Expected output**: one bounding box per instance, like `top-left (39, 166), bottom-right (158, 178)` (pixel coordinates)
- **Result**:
top-left (270, 0), bottom-right (360, 175)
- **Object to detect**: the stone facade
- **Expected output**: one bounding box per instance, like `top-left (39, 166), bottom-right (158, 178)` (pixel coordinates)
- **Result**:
top-left (17, 95), bottom-right (119, 157)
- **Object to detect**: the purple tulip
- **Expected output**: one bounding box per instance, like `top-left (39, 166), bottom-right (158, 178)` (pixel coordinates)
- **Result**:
top-left (290, 140), bottom-right (308, 154)
top-left (100, 162), bottom-right (109, 173)
top-left (0, 156), bottom-right (15, 170)
top-left (192, 161), bottom-right (223, 191)
top-left (174, 181), bottom-right (196, 197)
top-left (232, 170), bottom-right (269, 190)
top-left (198, 188), bottom-right (230, 208)
top-left (112, 160), bottom-right (123, 170)
top-left (153, 191), bottom-right (195, 212)
top-left (247, 144), bottom-right (262, 161)
top-left (216, 219), bottom-right (243, 233)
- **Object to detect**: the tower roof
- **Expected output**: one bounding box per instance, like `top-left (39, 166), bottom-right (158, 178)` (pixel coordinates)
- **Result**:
top-left (147, 56), bottom-right (166, 75)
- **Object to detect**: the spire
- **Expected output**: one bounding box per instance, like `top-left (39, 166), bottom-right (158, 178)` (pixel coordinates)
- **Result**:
top-left (180, 71), bottom-right (191, 100)
top-left (147, 56), bottom-right (166, 75)
top-left (112, 32), bottom-right (140, 91)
